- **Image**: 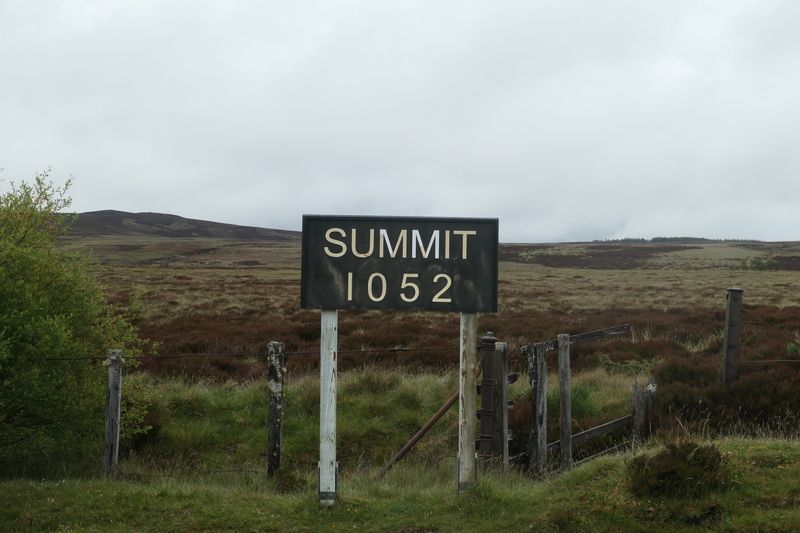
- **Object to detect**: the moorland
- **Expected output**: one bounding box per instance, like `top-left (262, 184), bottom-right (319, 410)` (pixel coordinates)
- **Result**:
top-left (4, 209), bottom-right (800, 531)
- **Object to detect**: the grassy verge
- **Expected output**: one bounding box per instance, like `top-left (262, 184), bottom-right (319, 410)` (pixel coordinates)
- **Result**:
top-left (4, 438), bottom-right (800, 531)
top-left (117, 366), bottom-right (641, 479)
top-left (119, 368), bottom-right (462, 478)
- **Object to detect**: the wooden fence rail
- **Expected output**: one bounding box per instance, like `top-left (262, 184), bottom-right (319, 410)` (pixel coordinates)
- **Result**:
top-left (545, 378), bottom-right (656, 455)
top-left (547, 415), bottom-right (633, 454)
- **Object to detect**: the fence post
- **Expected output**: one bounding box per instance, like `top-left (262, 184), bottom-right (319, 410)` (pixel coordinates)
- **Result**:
top-left (102, 349), bottom-right (123, 479)
top-left (527, 343), bottom-right (547, 474)
top-left (721, 288), bottom-right (744, 386)
top-left (496, 341), bottom-right (510, 471)
top-left (478, 332), bottom-right (498, 461)
top-left (558, 334), bottom-right (573, 469)
top-left (267, 341), bottom-right (285, 476)
top-left (457, 313), bottom-right (478, 493)
top-left (632, 380), bottom-right (656, 443)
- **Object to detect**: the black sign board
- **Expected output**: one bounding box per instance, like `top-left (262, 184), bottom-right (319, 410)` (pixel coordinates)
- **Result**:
top-left (301, 215), bottom-right (498, 312)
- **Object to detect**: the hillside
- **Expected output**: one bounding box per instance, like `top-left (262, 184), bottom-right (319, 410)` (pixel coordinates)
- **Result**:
top-left (66, 210), bottom-right (300, 241)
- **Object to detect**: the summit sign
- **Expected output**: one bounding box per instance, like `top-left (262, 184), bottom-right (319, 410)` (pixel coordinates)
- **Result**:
top-left (301, 215), bottom-right (498, 312)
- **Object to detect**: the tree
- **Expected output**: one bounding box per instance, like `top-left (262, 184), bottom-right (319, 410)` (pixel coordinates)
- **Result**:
top-left (0, 170), bottom-right (142, 476)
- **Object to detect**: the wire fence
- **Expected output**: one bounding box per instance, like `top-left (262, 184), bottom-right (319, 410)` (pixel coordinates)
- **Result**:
top-left (35, 345), bottom-right (460, 363)
top-left (742, 359), bottom-right (800, 365)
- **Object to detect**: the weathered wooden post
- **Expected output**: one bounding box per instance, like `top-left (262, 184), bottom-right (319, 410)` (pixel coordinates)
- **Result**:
top-left (478, 331), bottom-right (498, 461)
top-left (496, 341), bottom-right (510, 471)
top-left (527, 343), bottom-right (548, 474)
top-left (102, 349), bottom-right (123, 479)
top-left (457, 313), bottom-right (478, 493)
top-left (319, 310), bottom-right (338, 506)
top-left (632, 380), bottom-right (656, 443)
top-left (266, 341), bottom-right (285, 476)
top-left (721, 288), bottom-right (744, 386)
top-left (558, 334), bottom-right (572, 469)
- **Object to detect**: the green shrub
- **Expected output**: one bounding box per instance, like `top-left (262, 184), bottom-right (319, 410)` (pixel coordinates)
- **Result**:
top-left (749, 257), bottom-right (778, 270)
top-left (628, 440), bottom-right (728, 497)
top-left (120, 373), bottom-right (162, 453)
top-left (548, 382), bottom-right (598, 420)
top-left (0, 172), bottom-right (144, 476)
top-left (788, 335), bottom-right (800, 357)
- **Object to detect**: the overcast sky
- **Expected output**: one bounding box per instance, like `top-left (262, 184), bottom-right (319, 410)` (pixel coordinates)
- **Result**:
top-left (1, 1), bottom-right (799, 242)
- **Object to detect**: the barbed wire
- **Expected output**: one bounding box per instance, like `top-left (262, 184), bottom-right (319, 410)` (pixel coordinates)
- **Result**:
top-left (38, 355), bottom-right (107, 361)
top-left (742, 359), bottom-right (800, 364)
top-left (136, 352), bottom-right (265, 359)
top-left (34, 345), bottom-right (460, 362)
top-left (120, 468), bottom-right (262, 479)
top-left (36, 351), bottom-right (800, 366)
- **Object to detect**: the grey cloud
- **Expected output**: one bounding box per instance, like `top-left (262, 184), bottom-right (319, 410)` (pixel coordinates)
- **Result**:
top-left (1, 0), bottom-right (798, 241)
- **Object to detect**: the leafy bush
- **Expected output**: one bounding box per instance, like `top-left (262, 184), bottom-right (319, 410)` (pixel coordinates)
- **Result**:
top-left (119, 373), bottom-right (162, 453)
top-left (628, 440), bottom-right (728, 497)
top-left (749, 257), bottom-right (778, 271)
top-left (788, 335), bottom-right (800, 357)
top-left (0, 172), bottom-right (144, 476)
top-left (547, 382), bottom-right (598, 420)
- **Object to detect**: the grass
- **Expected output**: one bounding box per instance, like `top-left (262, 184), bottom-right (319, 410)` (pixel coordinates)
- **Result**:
top-left (0, 362), bottom-right (637, 483)
top-left (5, 438), bottom-right (800, 531)
top-left (111, 365), bottom-right (644, 480)
top-left (117, 368), bottom-right (462, 479)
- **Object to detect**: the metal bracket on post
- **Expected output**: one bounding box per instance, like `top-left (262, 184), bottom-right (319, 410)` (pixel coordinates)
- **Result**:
top-left (318, 462), bottom-right (339, 503)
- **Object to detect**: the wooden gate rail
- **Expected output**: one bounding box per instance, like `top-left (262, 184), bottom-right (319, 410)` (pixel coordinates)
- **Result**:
top-left (528, 323), bottom-right (632, 354)
top-left (547, 414), bottom-right (632, 454)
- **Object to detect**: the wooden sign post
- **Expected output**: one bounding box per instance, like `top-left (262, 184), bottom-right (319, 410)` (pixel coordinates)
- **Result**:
top-left (301, 215), bottom-right (498, 503)
top-left (457, 313), bottom-right (478, 492)
top-left (319, 310), bottom-right (338, 506)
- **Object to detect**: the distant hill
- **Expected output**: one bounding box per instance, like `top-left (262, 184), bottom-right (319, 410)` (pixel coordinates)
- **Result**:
top-left (66, 210), bottom-right (300, 241)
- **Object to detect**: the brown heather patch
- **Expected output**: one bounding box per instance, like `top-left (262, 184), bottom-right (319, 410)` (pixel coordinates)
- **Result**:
top-left (135, 305), bottom-right (800, 383)
top-left (62, 234), bottom-right (800, 381)
top-left (500, 244), bottom-right (701, 269)
top-left (774, 256), bottom-right (800, 270)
